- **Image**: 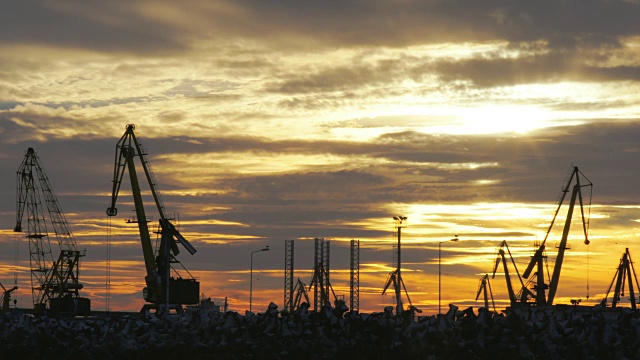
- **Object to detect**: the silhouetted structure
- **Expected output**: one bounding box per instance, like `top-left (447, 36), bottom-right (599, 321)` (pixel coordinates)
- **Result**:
top-left (308, 238), bottom-right (337, 311)
top-left (350, 239), bottom-right (360, 313)
top-left (601, 248), bottom-right (640, 309)
top-left (14, 147), bottom-right (89, 315)
top-left (107, 124), bottom-right (199, 313)
top-left (284, 240), bottom-right (295, 313)
top-left (520, 166), bottom-right (592, 307)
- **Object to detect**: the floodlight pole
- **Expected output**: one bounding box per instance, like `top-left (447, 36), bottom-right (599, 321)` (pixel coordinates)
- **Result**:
top-left (439, 236), bottom-right (459, 314)
top-left (250, 246), bottom-right (270, 313)
top-left (393, 216), bottom-right (407, 315)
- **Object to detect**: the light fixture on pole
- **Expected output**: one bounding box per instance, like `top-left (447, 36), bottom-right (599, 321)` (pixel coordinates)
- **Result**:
top-left (393, 216), bottom-right (407, 315)
top-left (439, 235), bottom-right (459, 314)
top-left (250, 245), bottom-right (270, 313)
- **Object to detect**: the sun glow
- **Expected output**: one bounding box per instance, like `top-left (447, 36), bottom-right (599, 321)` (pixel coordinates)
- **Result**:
top-left (443, 105), bottom-right (554, 135)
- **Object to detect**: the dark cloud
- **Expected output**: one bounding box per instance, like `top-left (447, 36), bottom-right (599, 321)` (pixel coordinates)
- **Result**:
top-left (4, 1), bottom-right (638, 54)
top-left (0, 1), bottom-right (185, 53)
top-left (436, 53), bottom-right (640, 88)
top-left (435, 54), bottom-right (567, 88)
top-left (0, 102), bottom-right (23, 110)
top-left (585, 65), bottom-right (640, 82)
top-left (267, 58), bottom-right (413, 94)
top-left (60, 121), bottom-right (634, 248)
top-left (237, 0), bottom-right (640, 48)
top-left (4, 118), bottom-right (639, 222)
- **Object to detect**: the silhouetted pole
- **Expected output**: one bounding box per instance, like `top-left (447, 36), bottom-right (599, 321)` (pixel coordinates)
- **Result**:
top-left (250, 246), bottom-right (270, 312)
top-left (439, 236), bottom-right (459, 314)
top-left (393, 216), bottom-right (407, 315)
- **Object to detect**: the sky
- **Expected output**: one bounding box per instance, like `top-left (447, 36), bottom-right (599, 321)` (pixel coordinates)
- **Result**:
top-left (1, 0), bottom-right (640, 315)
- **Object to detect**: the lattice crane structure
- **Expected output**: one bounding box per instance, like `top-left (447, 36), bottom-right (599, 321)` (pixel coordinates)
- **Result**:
top-left (15, 147), bottom-right (90, 315)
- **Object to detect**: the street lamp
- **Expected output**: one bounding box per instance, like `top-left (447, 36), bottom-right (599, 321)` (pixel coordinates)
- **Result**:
top-left (439, 236), bottom-right (459, 314)
top-left (250, 245), bottom-right (270, 312)
top-left (393, 216), bottom-right (407, 315)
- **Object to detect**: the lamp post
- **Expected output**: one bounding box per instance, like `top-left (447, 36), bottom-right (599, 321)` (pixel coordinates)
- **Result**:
top-left (250, 246), bottom-right (270, 312)
top-left (393, 216), bottom-right (407, 315)
top-left (439, 236), bottom-right (459, 314)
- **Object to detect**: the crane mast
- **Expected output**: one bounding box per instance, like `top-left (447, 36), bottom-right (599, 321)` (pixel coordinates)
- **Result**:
top-left (106, 124), bottom-right (198, 312)
top-left (493, 247), bottom-right (516, 304)
top-left (14, 147), bottom-right (89, 315)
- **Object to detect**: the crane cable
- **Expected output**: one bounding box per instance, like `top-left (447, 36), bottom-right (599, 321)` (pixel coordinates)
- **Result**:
top-left (585, 181), bottom-right (593, 300)
top-left (106, 216), bottom-right (112, 313)
top-left (13, 232), bottom-right (19, 308)
top-left (13, 233), bottom-right (18, 285)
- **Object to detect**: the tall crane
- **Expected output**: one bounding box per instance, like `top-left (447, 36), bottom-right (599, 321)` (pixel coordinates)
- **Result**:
top-left (14, 147), bottom-right (90, 315)
top-left (106, 124), bottom-right (199, 312)
top-left (601, 248), bottom-right (640, 309)
top-left (381, 269), bottom-right (421, 313)
top-left (475, 274), bottom-right (497, 313)
top-left (491, 240), bottom-right (534, 307)
top-left (292, 278), bottom-right (310, 311)
top-left (521, 166), bottom-right (592, 306)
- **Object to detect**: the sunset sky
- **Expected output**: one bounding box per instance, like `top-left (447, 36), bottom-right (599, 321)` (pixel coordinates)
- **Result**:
top-left (1, 1), bottom-right (640, 315)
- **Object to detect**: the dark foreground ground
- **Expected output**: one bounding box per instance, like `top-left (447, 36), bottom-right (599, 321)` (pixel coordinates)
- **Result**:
top-left (1, 303), bottom-right (639, 359)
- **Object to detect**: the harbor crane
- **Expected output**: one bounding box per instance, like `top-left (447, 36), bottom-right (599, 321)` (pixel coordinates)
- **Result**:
top-left (491, 240), bottom-right (534, 307)
top-left (107, 124), bottom-right (199, 312)
top-left (0, 283), bottom-right (18, 312)
top-left (15, 148), bottom-right (90, 315)
top-left (521, 166), bottom-right (592, 307)
top-left (381, 269), bottom-right (421, 314)
top-left (601, 248), bottom-right (640, 309)
top-left (292, 278), bottom-right (310, 311)
top-left (475, 274), bottom-right (497, 314)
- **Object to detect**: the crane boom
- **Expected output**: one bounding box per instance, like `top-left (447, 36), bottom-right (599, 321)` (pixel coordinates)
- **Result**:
top-left (106, 124), bottom-right (199, 311)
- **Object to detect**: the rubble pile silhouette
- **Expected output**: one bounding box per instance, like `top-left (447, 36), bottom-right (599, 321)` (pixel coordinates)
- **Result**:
top-left (1, 303), bottom-right (639, 359)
